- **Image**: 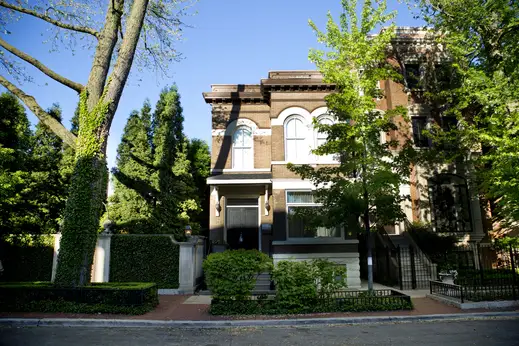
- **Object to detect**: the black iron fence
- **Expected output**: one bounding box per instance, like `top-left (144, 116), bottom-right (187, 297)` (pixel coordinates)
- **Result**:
top-left (396, 245), bottom-right (437, 290)
top-left (430, 278), bottom-right (518, 303)
top-left (210, 289), bottom-right (413, 315)
top-left (430, 280), bottom-right (464, 302)
top-left (431, 245), bottom-right (519, 302)
top-left (371, 240), bottom-right (436, 290)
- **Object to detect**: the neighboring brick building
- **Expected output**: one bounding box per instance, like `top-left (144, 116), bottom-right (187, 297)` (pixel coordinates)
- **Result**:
top-left (203, 28), bottom-right (486, 289)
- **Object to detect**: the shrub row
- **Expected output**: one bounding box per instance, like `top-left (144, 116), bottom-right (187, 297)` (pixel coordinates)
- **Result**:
top-left (109, 235), bottom-right (180, 288)
top-left (0, 282), bottom-right (159, 315)
top-left (203, 250), bottom-right (412, 315)
top-left (210, 291), bottom-right (413, 315)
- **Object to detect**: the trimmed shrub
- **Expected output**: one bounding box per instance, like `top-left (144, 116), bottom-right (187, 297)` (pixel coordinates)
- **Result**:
top-left (0, 282), bottom-right (159, 315)
top-left (0, 235), bottom-right (54, 282)
top-left (272, 259), bottom-right (347, 311)
top-left (110, 235), bottom-right (179, 288)
top-left (272, 261), bottom-right (318, 310)
top-left (203, 249), bottom-right (272, 300)
top-left (210, 290), bottom-right (413, 315)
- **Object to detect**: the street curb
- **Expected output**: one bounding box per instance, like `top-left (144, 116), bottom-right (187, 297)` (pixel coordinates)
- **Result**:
top-left (1, 312), bottom-right (519, 328)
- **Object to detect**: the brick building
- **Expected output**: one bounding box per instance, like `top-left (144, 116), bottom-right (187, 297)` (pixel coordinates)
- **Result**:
top-left (202, 28), bottom-right (486, 289)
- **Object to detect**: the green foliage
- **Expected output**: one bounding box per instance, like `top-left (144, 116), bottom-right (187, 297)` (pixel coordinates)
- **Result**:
top-left (289, 0), bottom-right (415, 235)
top-left (272, 259), bottom-right (347, 310)
top-left (272, 261), bottom-right (318, 309)
top-left (109, 235), bottom-right (180, 288)
top-left (411, 0), bottom-right (519, 225)
top-left (109, 102), bottom-right (154, 233)
top-left (203, 250), bottom-right (273, 300)
top-left (494, 236), bottom-right (519, 250)
top-left (110, 86), bottom-right (210, 238)
top-left (313, 258), bottom-right (348, 294)
top-left (0, 282), bottom-right (158, 315)
top-left (210, 290), bottom-right (413, 315)
top-left (186, 138), bottom-right (211, 231)
top-left (0, 94), bottom-right (71, 235)
top-left (0, 235), bottom-right (54, 282)
top-left (55, 90), bottom-right (110, 286)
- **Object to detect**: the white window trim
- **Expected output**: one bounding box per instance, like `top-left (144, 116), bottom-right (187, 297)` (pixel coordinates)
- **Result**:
top-left (232, 125), bottom-right (253, 170)
top-left (314, 114), bottom-right (338, 163)
top-left (285, 190), bottom-right (344, 241)
top-left (284, 115), bottom-right (309, 163)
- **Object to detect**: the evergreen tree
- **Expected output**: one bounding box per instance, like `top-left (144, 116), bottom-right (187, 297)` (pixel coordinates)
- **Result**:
top-left (109, 102), bottom-right (154, 232)
top-left (110, 86), bottom-right (203, 238)
top-left (0, 92), bottom-right (33, 235)
top-left (29, 105), bottom-right (69, 233)
top-left (150, 86), bottom-right (199, 237)
top-left (0, 95), bottom-right (70, 235)
top-left (187, 138), bottom-right (211, 231)
top-left (59, 106), bottom-right (80, 185)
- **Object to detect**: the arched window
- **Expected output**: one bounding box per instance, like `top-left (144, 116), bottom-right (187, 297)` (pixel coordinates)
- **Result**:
top-left (315, 117), bottom-right (334, 161)
top-left (428, 174), bottom-right (472, 233)
top-left (285, 117), bottom-right (306, 162)
top-left (232, 126), bottom-right (253, 169)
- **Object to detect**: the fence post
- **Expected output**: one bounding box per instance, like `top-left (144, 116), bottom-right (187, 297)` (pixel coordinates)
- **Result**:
top-left (511, 245), bottom-right (517, 301)
top-left (410, 246), bottom-right (417, 290)
top-left (460, 285), bottom-right (464, 303)
top-left (397, 246), bottom-right (403, 290)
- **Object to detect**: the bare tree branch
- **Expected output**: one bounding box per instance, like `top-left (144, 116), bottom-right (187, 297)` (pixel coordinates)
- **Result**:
top-left (0, 38), bottom-right (84, 92)
top-left (102, 0), bottom-right (149, 134)
top-left (84, 0), bottom-right (124, 112)
top-left (0, 75), bottom-right (77, 148)
top-left (0, 0), bottom-right (99, 38)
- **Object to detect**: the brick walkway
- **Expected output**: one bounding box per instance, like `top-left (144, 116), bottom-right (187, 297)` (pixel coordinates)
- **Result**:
top-left (1, 296), bottom-right (517, 321)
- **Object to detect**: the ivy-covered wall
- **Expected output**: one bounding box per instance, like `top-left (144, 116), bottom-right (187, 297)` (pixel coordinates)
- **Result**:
top-left (0, 235), bottom-right (54, 282)
top-left (109, 235), bottom-right (180, 288)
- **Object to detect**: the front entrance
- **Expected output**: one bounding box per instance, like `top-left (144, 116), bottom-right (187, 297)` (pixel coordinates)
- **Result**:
top-left (226, 198), bottom-right (259, 250)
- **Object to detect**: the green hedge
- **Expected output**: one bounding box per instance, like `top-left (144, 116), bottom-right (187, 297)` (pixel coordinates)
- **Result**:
top-left (0, 235), bottom-right (54, 282)
top-left (109, 235), bottom-right (179, 289)
top-left (0, 282), bottom-right (159, 315)
top-left (210, 291), bottom-right (413, 315)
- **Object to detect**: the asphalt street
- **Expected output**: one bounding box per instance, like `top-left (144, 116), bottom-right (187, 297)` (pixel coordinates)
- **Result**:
top-left (1, 319), bottom-right (519, 346)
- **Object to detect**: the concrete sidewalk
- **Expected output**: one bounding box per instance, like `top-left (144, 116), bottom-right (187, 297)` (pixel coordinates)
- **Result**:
top-left (1, 296), bottom-right (518, 323)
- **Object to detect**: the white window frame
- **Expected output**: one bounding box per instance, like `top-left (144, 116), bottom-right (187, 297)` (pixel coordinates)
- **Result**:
top-left (284, 115), bottom-right (308, 163)
top-left (232, 125), bottom-right (253, 170)
top-left (285, 190), bottom-right (344, 241)
top-left (314, 115), bottom-right (337, 163)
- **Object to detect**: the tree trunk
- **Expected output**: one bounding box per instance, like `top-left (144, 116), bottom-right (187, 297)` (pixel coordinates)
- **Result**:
top-left (54, 98), bottom-right (110, 286)
top-left (364, 196), bottom-right (373, 291)
top-left (362, 139), bottom-right (373, 291)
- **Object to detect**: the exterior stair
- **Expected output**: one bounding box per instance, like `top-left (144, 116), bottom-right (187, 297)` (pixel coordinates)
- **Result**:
top-left (389, 234), bottom-right (436, 289)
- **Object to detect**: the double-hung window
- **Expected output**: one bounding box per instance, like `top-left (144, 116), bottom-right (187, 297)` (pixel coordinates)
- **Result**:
top-left (285, 117), bottom-right (306, 162)
top-left (232, 126), bottom-right (253, 169)
top-left (315, 117), bottom-right (334, 161)
top-left (286, 191), bottom-right (341, 239)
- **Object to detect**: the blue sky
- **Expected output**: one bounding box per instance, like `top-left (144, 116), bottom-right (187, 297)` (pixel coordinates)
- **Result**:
top-left (2, 0), bottom-right (422, 169)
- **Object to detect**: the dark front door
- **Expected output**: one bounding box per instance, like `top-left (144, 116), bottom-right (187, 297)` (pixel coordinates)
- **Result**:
top-left (226, 198), bottom-right (259, 250)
